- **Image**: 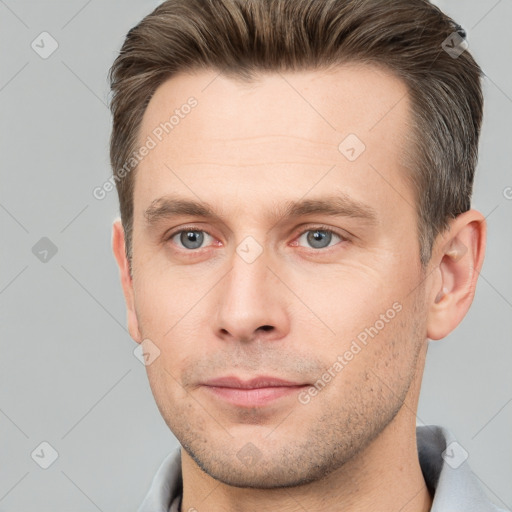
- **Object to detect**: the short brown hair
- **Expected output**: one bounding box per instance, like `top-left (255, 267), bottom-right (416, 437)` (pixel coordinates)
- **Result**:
top-left (108, 0), bottom-right (483, 269)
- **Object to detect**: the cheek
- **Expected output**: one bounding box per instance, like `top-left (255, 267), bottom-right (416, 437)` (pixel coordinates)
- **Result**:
top-left (288, 262), bottom-right (409, 343)
top-left (132, 266), bottom-right (203, 340)
top-left (316, 300), bottom-right (422, 416)
top-left (145, 363), bottom-right (191, 434)
top-left (308, 274), bottom-right (423, 392)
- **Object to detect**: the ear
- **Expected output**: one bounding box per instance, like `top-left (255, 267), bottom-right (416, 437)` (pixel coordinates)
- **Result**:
top-left (112, 219), bottom-right (143, 343)
top-left (426, 210), bottom-right (486, 340)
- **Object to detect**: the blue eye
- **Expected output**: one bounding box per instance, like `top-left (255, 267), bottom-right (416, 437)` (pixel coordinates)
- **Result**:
top-left (297, 228), bottom-right (344, 249)
top-left (166, 225), bottom-right (347, 252)
top-left (170, 229), bottom-right (214, 250)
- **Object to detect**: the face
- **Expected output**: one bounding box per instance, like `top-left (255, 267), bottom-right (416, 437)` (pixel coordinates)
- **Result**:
top-left (122, 65), bottom-right (430, 487)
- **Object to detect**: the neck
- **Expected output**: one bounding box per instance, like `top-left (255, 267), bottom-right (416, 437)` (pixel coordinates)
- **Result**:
top-left (180, 346), bottom-right (432, 512)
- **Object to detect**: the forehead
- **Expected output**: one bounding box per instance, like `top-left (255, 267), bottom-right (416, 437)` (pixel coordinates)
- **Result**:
top-left (133, 64), bottom-right (413, 225)
top-left (140, 63), bottom-right (411, 150)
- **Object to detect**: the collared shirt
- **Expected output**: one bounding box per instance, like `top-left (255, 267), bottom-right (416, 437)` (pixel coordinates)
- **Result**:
top-left (138, 425), bottom-right (506, 512)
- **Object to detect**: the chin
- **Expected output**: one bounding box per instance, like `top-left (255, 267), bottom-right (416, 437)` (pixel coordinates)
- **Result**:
top-left (181, 440), bottom-right (347, 490)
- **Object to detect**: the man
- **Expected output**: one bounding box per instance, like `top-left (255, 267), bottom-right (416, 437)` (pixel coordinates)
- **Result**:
top-left (109, 0), bottom-right (505, 510)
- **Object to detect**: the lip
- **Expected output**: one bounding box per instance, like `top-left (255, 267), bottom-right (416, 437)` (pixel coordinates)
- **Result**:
top-left (201, 376), bottom-right (309, 407)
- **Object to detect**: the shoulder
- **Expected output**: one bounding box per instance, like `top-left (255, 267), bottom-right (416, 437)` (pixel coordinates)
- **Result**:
top-left (416, 425), bottom-right (507, 512)
top-left (137, 447), bottom-right (183, 512)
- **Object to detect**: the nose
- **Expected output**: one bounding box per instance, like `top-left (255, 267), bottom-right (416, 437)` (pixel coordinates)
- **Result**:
top-left (214, 245), bottom-right (290, 344)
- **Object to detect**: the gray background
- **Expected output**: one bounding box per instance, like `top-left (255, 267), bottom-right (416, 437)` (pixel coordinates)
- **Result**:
top-left (0, 0), bottom-right (511, 510)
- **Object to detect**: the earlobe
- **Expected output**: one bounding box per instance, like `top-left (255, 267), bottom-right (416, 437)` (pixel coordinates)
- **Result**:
top-left (426, 211), bottom-right (486, 341)
top-left (112, 219), bottom-right (143, 343)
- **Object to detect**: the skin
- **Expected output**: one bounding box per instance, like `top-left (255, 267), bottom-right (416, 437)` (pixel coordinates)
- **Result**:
top-left (112, 64), bottom-right (486, 512)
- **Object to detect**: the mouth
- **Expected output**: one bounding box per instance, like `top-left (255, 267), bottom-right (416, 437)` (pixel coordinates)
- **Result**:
top-left (200, 376), bottom-right (310, 408)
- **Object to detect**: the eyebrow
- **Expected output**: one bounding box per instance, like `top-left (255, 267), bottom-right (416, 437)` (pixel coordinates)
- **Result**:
top-left (144, 193), bottom-right (378, 228)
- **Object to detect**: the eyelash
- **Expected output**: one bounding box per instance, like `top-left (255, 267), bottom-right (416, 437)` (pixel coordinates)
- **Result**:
top-left (165, 224), bottom-right (349, 252)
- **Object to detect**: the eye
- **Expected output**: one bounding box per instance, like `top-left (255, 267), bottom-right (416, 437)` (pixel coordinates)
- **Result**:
top-left (165, 225), bottom-right (348, 252)
top-left (294, 226), bottom-right (347, 250)
top-left (168, 228), bottom-right (215, 250)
